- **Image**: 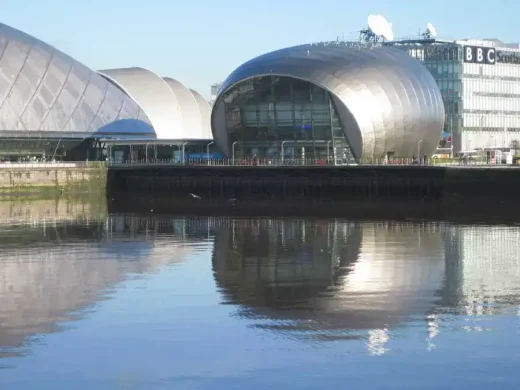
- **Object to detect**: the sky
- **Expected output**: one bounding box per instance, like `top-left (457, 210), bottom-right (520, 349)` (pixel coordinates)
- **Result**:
top-left (2, 0), bottom-right (519, 99)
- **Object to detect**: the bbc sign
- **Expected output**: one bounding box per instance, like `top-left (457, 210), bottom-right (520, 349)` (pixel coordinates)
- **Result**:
top-left (463, 46), bottom-right (496, 65)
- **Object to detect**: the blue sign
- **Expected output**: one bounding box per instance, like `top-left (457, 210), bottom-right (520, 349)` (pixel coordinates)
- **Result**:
top-left (187, 153), bottom-right (223, 160)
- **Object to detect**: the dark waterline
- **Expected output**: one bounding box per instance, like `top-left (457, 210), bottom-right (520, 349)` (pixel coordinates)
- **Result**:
top-left (110, 193), bottom-right (520, 225)
top-left (0, 197), bottom-right (520, 388)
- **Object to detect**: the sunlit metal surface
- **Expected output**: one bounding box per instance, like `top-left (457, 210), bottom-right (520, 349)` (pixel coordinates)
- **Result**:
top-left (212, 44), bottom-right (445, 161)
top-left (0, 23), bottom-right (154, 137)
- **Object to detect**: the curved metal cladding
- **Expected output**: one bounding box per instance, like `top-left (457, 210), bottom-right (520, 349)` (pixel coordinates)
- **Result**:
top-left (0, 23), bottom-right (154, 137)
top-left (212, 44), bottom-right (445, 160)
top-left (189, 89), bottom-right (212, 139)
top-left (162, 77), bottom-right (212, 139)
top-left (98, 67), bottom-right (185, 139)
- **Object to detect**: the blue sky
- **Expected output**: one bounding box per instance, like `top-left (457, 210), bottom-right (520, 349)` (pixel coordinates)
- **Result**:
top-left (2, 0), bottom-right (518, 98)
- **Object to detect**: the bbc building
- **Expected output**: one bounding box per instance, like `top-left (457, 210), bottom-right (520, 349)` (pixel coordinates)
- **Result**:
top-left (388, 38), bottom-right (520, 155)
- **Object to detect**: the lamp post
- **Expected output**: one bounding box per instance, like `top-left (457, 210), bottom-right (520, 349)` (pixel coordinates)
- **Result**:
top-left (450, 115), bottom-right (454, 159)
top-left (232, 141), bottom-right (239, 163)
top-left (181, 142), bottom-right (188, 165)
top-left (206, 141), bottom-right (214, 160)
top-left (281, 140), bottom-right (288, 163)
top-left (418, 139), bottom-right (423, 161)
top-left (145, 142), bottom-right (151, 162)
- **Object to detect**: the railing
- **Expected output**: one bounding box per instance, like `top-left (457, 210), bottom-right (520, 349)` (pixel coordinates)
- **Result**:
top-left (109, 158), bottom-right (344, 167)
top-left (0, 158), bottom-right (515, 169)
top-left (0, 161), bottom-right (106, 169)
top-left (108, 157), bottom-right (520, 168)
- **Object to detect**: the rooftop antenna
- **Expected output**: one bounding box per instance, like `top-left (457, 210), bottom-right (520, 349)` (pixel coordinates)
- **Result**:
top-left (360, 14), bottom-right (394, 43)
top-left (422, 22), bottom-right (437, 39)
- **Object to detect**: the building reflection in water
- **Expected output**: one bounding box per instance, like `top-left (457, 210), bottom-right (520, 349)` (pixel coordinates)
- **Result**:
top-left (212, 219), bottom-right (446, 354)
top-left (0, 200), bottom-right (220, 358)
top-left (212, 219), bottom-right (520, 354)
top-left (442, 225), bottom-right (520, 330)
top-left (3, 200), bottom-right (520, 359)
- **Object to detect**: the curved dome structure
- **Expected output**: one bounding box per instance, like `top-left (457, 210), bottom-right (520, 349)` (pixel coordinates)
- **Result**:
top-left (211, 44), bottom-right (445, 162)
top-left (163, 77), bottom-right (211, 139)
top-left (162, 77), bottom-right (201, 138)
top-left (99, 68), bottom-right (212, 140)
top-left (189, 88), bottom-right (212, 139)
top-left (98, 67), bottom-right (183, 139)
top-left (0, 23), bottom-right (154, 138)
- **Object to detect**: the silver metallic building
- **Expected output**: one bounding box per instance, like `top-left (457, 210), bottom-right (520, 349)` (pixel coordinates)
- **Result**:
top-left (211, 44), bottom-right (445, 162)
top-left (0, 23), bottom-right (211, 160)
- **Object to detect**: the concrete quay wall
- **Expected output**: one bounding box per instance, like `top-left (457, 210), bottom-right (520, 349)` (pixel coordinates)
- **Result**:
top-left (107, 165), bottom-right (520, 200)
top-left (0, 166), bottom-right (107, 195)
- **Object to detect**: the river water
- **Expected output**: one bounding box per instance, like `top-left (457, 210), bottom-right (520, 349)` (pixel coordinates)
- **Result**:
top-left (0, 197), bottom-right (520, 389)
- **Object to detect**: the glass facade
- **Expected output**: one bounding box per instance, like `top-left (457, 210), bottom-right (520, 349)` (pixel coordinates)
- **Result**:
top-left (222, 76), bottom-right (354, 163)
top-left (396, 41), bottom-right (520, 152)
top-left (0, 138), bottom-right (105, 161)
top-left (401, 44), bottom-right (462, 150)
top-left (107, 141), bottom-right (215, 163)
top-left (460, 56), bottom-right (520, 151)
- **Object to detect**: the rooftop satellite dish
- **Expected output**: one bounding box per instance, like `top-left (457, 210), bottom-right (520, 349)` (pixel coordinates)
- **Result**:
top-left (368, 14), bottom-right (386, 36)
top-left (367, 14), bottom-right (394, 41)
top-left (427, 22), bottom-right (437, 37)
top-left (383, 23), bottom-right (394, 41)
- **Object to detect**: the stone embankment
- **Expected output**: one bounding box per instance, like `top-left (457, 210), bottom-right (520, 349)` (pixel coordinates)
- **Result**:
top-left (0, 162), bottom-right (107, 195)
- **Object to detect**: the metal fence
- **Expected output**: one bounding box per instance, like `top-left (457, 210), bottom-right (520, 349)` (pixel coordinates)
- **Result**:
top-left (107, 157), bottom-right (520, 168)
top-left (2, 158), bottom-right (515, 169)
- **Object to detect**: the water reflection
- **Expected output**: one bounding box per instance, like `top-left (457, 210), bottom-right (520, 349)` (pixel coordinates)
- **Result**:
top-left (212, 219), bottom-right (520, 355)
top-left (0, 200), bottom-right (219, 357)
top-left (3, 202), bottom-right (520, 366)
top-left (212, 220), bottom-right (446, 352)
top-left (442, 226), bottom-right (520, 323)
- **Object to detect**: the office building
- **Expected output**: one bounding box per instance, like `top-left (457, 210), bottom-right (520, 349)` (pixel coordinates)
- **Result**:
top-left (388, 37), bottom-right (520, 154)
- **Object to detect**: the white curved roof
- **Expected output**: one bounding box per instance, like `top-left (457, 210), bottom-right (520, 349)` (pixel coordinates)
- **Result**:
top-left (163, 77), bottom-right (209, 139)
top-left (98, 67), bottom-right (183, 139)
top-left (0, 23), bottom-right (154, 138)
top-left (98, 67), bottom-right (212, 140)
top-left (189, 89), bottom-right (212, 139)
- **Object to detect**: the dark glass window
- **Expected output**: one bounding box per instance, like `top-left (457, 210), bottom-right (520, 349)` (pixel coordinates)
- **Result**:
top-left (223, 76), bottom-right (354, 161)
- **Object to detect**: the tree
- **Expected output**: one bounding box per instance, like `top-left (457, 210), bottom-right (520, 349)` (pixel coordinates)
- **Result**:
top-left (510, 139), bottom-right (520, 152)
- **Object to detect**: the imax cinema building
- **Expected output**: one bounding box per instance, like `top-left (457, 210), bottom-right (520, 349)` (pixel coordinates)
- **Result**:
top-left (211, 42), bottom-right (445, 164)
top-left (212, 36), bottom-right (520, 161)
